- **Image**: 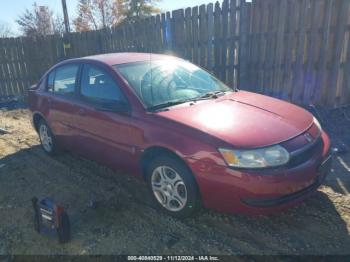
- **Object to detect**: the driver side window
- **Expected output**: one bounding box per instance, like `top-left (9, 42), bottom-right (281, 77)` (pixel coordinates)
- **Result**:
top-left (80, 64), bottom-right (126, 104)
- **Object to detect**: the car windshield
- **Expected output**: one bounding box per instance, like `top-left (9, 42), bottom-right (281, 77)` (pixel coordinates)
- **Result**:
top-left (114, 59), bottom-right (232, 110)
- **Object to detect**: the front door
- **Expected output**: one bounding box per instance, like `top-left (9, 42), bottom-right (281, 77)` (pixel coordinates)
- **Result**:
top-left (73, 63), bottom-right (140, 173)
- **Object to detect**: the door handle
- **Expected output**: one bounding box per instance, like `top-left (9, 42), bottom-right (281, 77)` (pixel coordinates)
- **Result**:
top-left (47, 98), bottom-right (52, 105)
top-left (78, 109), bottom-right (86, 116)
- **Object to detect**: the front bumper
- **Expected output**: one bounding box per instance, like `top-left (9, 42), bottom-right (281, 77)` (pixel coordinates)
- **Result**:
top-left (241, 154), bottom-right (332, 208)
top-left (186, 131), bottom-right (331, 215)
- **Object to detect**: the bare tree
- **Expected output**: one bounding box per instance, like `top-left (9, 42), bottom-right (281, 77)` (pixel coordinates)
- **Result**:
top-left (0, 22), bottom-right (13, 38)
top-left (52, 15), bottom-right (66, 35)
top-left (16, 3), bottom-right (64, 37)
top-left (74, 0), bottom-right (125, 32)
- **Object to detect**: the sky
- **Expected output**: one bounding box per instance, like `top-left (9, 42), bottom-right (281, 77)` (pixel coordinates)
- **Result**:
top-left (0, 0), bottom-right (215, 36)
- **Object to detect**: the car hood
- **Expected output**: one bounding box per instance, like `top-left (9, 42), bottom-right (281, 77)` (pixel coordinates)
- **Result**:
top-left (156, 91), bottom-right (314, 148)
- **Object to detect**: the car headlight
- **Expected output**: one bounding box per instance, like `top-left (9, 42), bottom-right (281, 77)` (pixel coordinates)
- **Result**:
top-left (219, 145), bottom-right (290, 168)
top-left (313, 116), bottom-right (322, 131)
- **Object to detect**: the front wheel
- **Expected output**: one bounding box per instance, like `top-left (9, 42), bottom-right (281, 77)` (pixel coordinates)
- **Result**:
top-left (146, 156), bottom-right (200, 218)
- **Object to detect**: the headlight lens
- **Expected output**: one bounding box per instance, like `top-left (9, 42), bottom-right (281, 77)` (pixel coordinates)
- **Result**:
top-left (313, 116), bottom-right (322, 131)
top-left (219, 145), bottom-right (290, 168)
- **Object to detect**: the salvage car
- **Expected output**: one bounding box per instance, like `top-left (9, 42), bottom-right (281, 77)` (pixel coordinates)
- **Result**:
top-left (28, 53), bottom-right (332, 217)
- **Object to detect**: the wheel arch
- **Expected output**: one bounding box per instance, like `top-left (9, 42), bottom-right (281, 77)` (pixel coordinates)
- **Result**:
top-left (140, 146), bottom-right (192, 178)
top-left (140, 146), bottom-right (201, 197)
top-left (32, 112), bottom-right (46, 132)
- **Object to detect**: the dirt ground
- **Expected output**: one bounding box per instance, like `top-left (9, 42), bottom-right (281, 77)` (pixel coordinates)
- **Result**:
top-left (0, 106), bottom-right (350, 255)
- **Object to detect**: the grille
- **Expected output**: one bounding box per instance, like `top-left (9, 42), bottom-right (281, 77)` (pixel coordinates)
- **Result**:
top-left (287, 137), bottom-right (323, 168)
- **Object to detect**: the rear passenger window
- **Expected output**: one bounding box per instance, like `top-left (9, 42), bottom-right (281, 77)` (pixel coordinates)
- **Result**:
top-left (47, 71), bottom-right (55, 92)
top-left (53, 64), bottom-right (79, 96)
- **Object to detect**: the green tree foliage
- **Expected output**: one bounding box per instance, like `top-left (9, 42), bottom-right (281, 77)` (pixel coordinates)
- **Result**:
top-left (122, 0), bottom-right (161, 22)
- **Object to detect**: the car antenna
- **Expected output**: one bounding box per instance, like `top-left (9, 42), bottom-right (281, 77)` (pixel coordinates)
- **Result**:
top-left (150, 52), bottom-right (154, 105)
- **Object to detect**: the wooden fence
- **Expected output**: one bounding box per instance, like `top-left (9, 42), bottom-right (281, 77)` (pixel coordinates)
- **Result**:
top-left (0, 0), bottom-right (350, 108)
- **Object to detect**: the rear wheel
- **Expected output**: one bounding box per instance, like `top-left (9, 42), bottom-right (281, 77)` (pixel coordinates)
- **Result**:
top-left (38, 120), bottom-right (59, 155)
top-left (146, 156), bottom-right (200, 218)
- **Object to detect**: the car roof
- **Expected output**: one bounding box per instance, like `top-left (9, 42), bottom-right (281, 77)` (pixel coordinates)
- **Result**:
top-left (81, 52), bottom-right (181, 66)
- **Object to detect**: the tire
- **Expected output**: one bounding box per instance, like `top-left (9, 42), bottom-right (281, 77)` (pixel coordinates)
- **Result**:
top-left (57, 212), bottom-right (71, 244)
top-left (38, 119), bottom-right (59, 156)
top-left (146, 156), bottom-right (200, 218)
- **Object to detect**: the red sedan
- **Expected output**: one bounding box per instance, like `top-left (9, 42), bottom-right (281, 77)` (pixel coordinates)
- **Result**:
top-left (28, 53), bottom-right (332, 217)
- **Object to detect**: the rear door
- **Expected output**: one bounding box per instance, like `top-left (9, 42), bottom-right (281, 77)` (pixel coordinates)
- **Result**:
top-left (45, 63), bottom-right (82, 149)
top-left (72, 63), bottom-right (140, 172)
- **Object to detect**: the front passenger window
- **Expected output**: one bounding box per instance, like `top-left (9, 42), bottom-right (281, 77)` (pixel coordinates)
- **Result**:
top-left (81, 64), bottom-right (126, 103)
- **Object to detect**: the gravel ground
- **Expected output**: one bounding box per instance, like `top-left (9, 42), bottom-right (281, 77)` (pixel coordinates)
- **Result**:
top-left (0, 106), bottom-right (349, 255)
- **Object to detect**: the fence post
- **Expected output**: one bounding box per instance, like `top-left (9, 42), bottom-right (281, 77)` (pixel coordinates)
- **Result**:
top-left (238, 0), bottom-right (251, 90)
top-left (207, 3), bottom-right (214, 72)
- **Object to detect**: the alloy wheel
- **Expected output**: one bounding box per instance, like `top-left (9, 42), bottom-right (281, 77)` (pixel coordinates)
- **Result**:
top-left (151, 166), bottom-right (188, 212)
top-left (39, 124), bottom-right (53, 152)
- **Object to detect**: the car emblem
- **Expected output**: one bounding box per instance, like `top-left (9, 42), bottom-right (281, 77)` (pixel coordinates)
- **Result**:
top-left (304, 133), bottom-right (313, 143)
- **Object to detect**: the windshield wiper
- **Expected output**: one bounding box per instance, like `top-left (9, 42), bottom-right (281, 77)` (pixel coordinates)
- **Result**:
top-left (192, 91), bottom-right (227, 101)
top-left (147, 99), bottom-right (192, 111)
top-left (148, 91), bottom-right (229, 111)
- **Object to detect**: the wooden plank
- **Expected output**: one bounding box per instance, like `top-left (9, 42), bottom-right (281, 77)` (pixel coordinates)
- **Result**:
top-left (3, 39), bottom-right (15, 97)
top-left (213, 2), bottom-right (221, 77)
top-left (184, 7), bottom-right (192, 60)
top-left (192, 6), bottom-right (199, 65)
top-left (20, 37), bottom-right (30, 95)
top-left (166, 12), bottom-right (172, 51)
top-left (264, 0), bottom-right (279, 96)
top-left (22, 37), bottom-right (33, 86)
top-left (221, 0), bottom-right (229, 81)
top-left (121, 24), bottom-right (127, 52)
top-left (8, 38), bottom-right (19, 96)
top-left (199, 4), bottom-right (207, 68)
top-left (84, 31), bottom-right (90, 55)
top-left (325, 0), bottom-right (350, 107)
top-left (227, 0), bottom-right (238, 88)
top-left (21, 36), bottom-right (32, 95)
top-left (207, 3), bottom-right (214, 73)
top-left (115, 26), bottom-right (122, 52)
top-left (272, 0), bottom-right (287, 98)
top-left (0, 38), bottom-right (6, 97)
top-left (151, 16), bottom-right (158, 53)
top-left (302, 0), bottom-right (323, 104)
top-left (247, 0), bottom-right (260, 92)
top-left (342, 25), bottom-right (350, 105)
top-left (255, 0), bottom-right (268, 94)
top-left (15, 37), bottom-right (24, 95)
top-left (238, 0), bottom-right (251, 89)
top-left (259, 0), bottom-right (273, 95)
top-left (155, 14), bottom-right (162, 52)
top-left (161, 13), bottom-right (167, 51)
top-left (313, 0), bottom-right (335, 105)
top-left (173, 9), bottom-right (185, 57)
top-left (290, 0), bottom-right (309, 103)
top-left (170, 12), bottom-right (176, 54)
top-left (146, 17), bottom-right (153, 53)
top-left (282, 0), bottom-right (300, 101)
top-left (4, 39), bottom-right (12, 97)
